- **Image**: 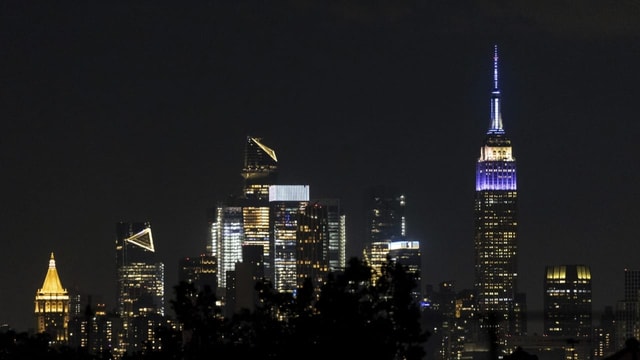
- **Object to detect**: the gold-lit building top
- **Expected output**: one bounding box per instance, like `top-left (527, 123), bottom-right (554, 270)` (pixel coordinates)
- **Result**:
top-left (35, 252), bottom-right (70, 344)
top-left (546, 265), bottom-right (591, 280)
top-left (37, 252), bottom-right (68, 296)
top-left (251, 137), bottom-right (277, 162)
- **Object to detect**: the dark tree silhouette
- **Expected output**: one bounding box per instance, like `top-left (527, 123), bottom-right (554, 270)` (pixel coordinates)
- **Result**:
top-left (168, 282), bottom-right (226, 359)
top-left (312, 257), bottom-right (429, 359)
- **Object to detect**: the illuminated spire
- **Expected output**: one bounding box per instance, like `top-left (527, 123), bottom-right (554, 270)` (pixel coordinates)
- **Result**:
top-left (488, 44), bottom-right (504, 135)
top-left (37, 252), bottom-right (67, 295)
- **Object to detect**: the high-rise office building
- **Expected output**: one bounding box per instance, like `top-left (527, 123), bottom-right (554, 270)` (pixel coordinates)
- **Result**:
top-left (68, 301), bottom-right (121, 356)
top-left (615, 269), bottom-right (640, 349)
top-left (207, 136), bottom-right (278, 287)
top-left (269, 185), bottom-right (310, 293)
top-left (542, 265), bottom-right (592, 360)
top-left (240, 137), bottom-right (277, 285)
top-left (296, 202), bottom-right (330, 295)
top-left (115, 222), bottom-right (165, 355)
top-left (362, 241), bottom-right (391, 285)
top-left (473, 45), bottom-right (519, 340)
top-left (225, 244), bottom-right (266, 317)
top-left (34, 252), bottom-right (70, 344)
top-left (313, 198), bottom-right (346, 272)
top-left (208, 205), bottom-right (244, 290)
top-left (593, 306), bottom-right (616, 359)
top-left (543, 265), bottom-right (592, 339)
top-left (388, 240), bottom-right (422, 302)
top-left (366, 186), bottom-right (406, 244)
top-left (179, 254), bottom-right (218, 291)
top-left (363, 186), bottom-right (407, 284)
top-left (241, 136), bottom-right (278, 200)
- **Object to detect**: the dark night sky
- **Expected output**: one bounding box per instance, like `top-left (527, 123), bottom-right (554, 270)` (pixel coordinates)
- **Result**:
top-left (1, 1), bottom-right (640, 334)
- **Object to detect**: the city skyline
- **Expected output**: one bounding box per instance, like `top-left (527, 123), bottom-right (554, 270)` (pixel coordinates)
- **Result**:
top-left (2, 1), bottom-right (640, 335)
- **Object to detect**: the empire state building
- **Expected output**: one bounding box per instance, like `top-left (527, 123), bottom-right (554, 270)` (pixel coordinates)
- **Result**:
top-left (474, 45), bottom-right (519, 339)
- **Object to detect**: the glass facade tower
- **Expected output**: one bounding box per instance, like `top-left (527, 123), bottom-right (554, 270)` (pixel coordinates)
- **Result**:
top-left (366, 186), bottom-right (406, 244)
top-left (363, 186), bottom-right (408, 285)
top-left (269, 185), bottom-right (310, 293)
top-left (115, 221), bottom-right (165, 355)
top-left (209, 206), bottom-right (244, 290)
top-left (473, 46), bottom-right (518, 340)
top-left (240, 136), bottom-right (278, 281)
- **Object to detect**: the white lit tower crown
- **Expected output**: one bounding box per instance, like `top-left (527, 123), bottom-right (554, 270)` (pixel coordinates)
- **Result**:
top-left (473, 45), bottom-right (518, 337)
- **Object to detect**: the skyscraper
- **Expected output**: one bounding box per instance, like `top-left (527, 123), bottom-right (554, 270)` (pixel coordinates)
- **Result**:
top-left (241, 136), bottom-right (278, 200)
top-left (388, 240), bottom-right (422, 302)
top-left (34, 252), bottom-right (70, 344)
top-left (207, 136), bottom-right (278, 289)
top-left (363, 186), bottom-right (407, 283)
top-left (269, 184), bottom-right (310, 293)
top-left (296, 201), bottom-right (330, 295)
top-left (179, 254), bottom-right (218, 291)
top-left (240, 137), bottom-right (278, 283)
top-left (615, 269), bottom-right (640, 349)
top-left (314, 198), bottom-right (346, 272)
top-left (543, 265), bottom-right (592, 338)
top-left (473, 45), bottom-right (519, 340)
top-left (115, 222), bottom-right (165, 354)
top-left (208, 205), bottom-right (244, 290)
top-left (366, 185), bottom-right (406, 244)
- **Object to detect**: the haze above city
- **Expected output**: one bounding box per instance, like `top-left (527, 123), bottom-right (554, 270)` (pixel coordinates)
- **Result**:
top-left (1, 1), bottom-right (639, 334)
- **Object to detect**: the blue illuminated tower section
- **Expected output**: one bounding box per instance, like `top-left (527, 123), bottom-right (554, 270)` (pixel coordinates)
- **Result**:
top-left (474, 45), bottom-right (518, 340)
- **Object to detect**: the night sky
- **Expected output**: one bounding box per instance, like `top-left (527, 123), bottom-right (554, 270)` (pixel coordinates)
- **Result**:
top-left (1, 1), bottom-right (640, 334)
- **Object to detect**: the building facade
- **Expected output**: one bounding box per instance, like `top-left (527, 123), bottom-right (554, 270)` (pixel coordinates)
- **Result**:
top-left (473, 45), bottom-right (519, 344)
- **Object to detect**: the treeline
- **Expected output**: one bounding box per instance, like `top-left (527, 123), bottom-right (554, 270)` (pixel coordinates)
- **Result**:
top-left (0, 257), bottom-right (429, 360)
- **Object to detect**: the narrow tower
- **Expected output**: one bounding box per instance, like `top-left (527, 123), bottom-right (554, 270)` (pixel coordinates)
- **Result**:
top-left (473, 45), bottom-right (518, 343)
top-left (115, 222), bottom-right (165, 355)
top-left (35, 252), bottom-right (70, 344)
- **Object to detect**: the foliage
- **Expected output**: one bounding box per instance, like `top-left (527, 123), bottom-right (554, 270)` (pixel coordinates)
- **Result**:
top-left (161, 256), bottom-right (429, 360)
